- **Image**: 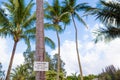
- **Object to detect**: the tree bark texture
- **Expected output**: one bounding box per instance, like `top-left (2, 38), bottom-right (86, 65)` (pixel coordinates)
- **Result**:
top-left (72, 15), bottom-right (84, 80)
top-left (6, 41), bottom-right (18, 80)
top-left (56, 31), bottom-right (60, 80)
top-left (36, 0), bottom-right (45, 80)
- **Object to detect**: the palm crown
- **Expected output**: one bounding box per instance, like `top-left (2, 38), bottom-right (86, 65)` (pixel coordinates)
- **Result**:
top-left (62, 0), bottom-right (89, 28)
top-left (0, 0), bottom-right (36, 43)
top-left (90, 0), bottom-right (120, 42)
top-left (96, 0), bottom-right (120, 27)
top-left (44, 0), bottom-right (70, 32)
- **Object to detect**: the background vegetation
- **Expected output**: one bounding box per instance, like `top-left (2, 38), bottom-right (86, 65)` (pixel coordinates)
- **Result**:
top-left (0, 0), bottom-right (120, 80)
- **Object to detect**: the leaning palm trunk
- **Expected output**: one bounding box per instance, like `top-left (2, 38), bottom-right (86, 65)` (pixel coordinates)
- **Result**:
top-left (72, 15), bottom-right (83, 80)
top-left (56, 31), bottom-right (60, 80)
top-left (35, 0), bottom-right (45, 80)
top-left (6, 41), bottom-right (18, 80)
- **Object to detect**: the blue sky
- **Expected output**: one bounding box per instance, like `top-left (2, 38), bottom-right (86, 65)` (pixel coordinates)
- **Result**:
top-left (0, 0), bottom-right (120, 76)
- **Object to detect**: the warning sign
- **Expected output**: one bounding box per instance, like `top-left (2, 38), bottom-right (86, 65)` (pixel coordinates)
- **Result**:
top-left (34, 62), bottom-right (49, 71)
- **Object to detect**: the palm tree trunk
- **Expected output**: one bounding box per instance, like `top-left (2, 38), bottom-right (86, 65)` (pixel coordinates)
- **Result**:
top-left (6, 41), bottom-right (18, 80)
top-left (72, 15), bottom-right (84, 80)
top-left (56, 31), bottom-right (60, 80)
top-left (36, 0), bottom-right (45, 80)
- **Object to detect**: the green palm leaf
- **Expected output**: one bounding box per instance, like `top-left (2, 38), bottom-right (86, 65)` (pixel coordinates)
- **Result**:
top-left (45, 37), bottom-right (55, 49)
top-left (94, 26), bottom-right (120, 43)
top-left (96, 0), bottom-right (120, 27)
top-left (0, 8), bottom-right (9, 27)
top-left (89, 0), bottom-right (120, 42)
top-left (74, 12), bottom-right (88, 28)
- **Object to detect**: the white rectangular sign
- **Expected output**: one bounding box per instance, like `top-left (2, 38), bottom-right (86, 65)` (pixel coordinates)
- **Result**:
top-left (34, 62), bottom-right (49, 71)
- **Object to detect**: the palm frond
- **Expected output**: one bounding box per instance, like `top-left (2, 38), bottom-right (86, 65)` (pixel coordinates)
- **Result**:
top-left (44, 23), bottom-right (54, 30)
top-left (94, 26), bottom-right (120, 43)
top-left (54, 24), bottom-right (63, 32)
top-left (59, 11), bottom-right (69, 20)
top-left (23, 27), bottom-right (35, 37)
top-left (0, 8), bottom-right (9, 26)
top-left (53, 0), bottom-right (61, 15)
top-left (60, 11), bottom-right (71, 25)
top-left (27, 34), bottom-right (35, 42)
top-left (74, 12), bottom-right (88, 28)
top-left (22, 0), bottom-right (35, 23)
top-left (45, 3), bottom-right (57, 17)
top-left (83, 0), bottom-right (120, 27)
top-left (83, 7), bottom-right (99, 17)
top-left (96, 0), bottom-right (120, 27)
top-left (44, 13), bottom-right (53, 20)
top-left (22, 12), bottom-right (36, 29)
top-left (0, 27), bottom-right (10, 38)
top-left (44, 23), bottom-right (63, 32)
top-left (12, 0), bottom-right (23, 24)
top-left (2, 1), bottom-right (14, 13)
top-left (62, 0), bottom-right (70, 10)
top-left (45, 37), bottom-right (55, 49)
top-left (74, 3), bottom-right (90, 12)
top-left (68, 0), bottom-right (77, 7)
top-left (21, 35), bottom-right (31, 51)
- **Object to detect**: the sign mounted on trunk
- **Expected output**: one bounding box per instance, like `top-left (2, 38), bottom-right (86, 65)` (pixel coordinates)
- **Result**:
top-left (34, 62), bottom-right (49, 71)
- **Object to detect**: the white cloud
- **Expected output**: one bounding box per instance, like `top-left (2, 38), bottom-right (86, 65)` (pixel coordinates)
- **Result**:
top-left (13, 53), bottom-right (24, 68)
top-left (83, 38), bottom-right (120, 75)
top-left (83, 35), bottom-right (89, 40)
top-left (0, 38), bottom-right (8, 65)
top-left (66, 31), bottom-right (72, 34)
top-left (50, 38), bottom-right (120, 76)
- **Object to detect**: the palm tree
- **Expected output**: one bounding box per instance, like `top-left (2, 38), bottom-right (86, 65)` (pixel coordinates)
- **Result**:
top-left (44, 0), bottom-right (70, 80)
top-left (88, 0), bottom-right (120, 42)
top-left (0, 0), bottom-right (36, 80)
top-left (63, 0), bottom-right (89, 80)
top-left (36, 0), bottom-right (45, 80)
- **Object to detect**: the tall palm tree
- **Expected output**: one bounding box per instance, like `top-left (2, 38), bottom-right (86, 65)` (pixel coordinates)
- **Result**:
top-left (87, 0), bottom-right (120, 42)
top-left (0, 0), bottom-right (36, 80)
top-left (36, 0), bottom-right (45, 80)
top-left (63, 0), bottom-right (89, 80)
top-left (44, 0), bottom-right (70, 80)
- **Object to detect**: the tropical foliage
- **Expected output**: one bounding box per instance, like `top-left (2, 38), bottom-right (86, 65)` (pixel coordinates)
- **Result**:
top-left (87, 0), bottom-right (120, 42)
top-left (98, 65), bottom-right (120, 80)
top-left (66, 73), bottom-right (97, 80)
